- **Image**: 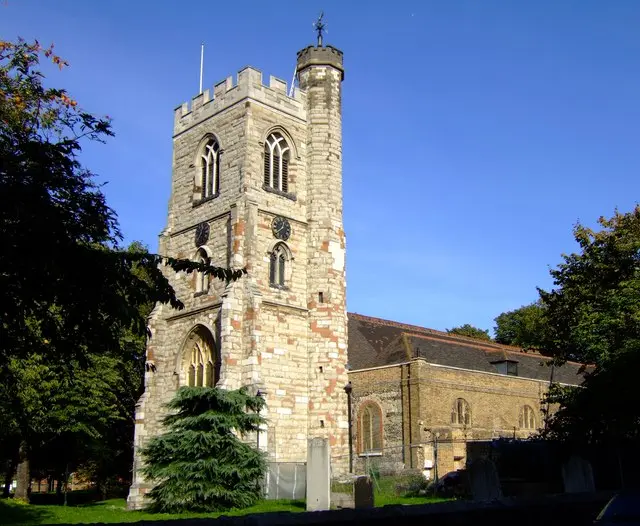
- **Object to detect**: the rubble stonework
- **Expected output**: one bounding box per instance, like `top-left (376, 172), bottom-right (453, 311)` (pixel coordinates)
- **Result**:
top-left (127, 43), bottom-right (348, 509)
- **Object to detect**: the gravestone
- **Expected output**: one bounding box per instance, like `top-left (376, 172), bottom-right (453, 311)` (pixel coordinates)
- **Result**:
top-left (331, 491), bottom-right (354, 509)
top-left (306, 437), bottom-right (330, 511)
top-left (468, 458), bottom-right (502, 501)
top-left (354, 475), bottom-right (374, 509)
top-left (562, 455), bottom-right (595, 493)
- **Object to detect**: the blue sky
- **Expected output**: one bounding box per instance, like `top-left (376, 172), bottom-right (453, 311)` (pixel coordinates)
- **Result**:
top-left (3, 1), bottom-right (639, 334)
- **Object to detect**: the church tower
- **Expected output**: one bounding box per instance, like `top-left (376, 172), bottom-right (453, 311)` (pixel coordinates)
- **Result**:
top-left (128, 38), bottom-right (348, 509)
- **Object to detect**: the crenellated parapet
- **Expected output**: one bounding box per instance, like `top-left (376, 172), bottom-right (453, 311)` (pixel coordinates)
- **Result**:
top-left (174, 67), bottom-right (307, 135)
top-left (296, 45), bottom-right (344, 80)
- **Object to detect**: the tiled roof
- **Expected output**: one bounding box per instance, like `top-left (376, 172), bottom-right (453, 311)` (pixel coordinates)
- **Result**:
top-left (347, 313), bottom-right (584, 386)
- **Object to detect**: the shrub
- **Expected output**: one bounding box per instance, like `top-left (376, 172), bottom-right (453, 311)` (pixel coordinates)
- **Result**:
top-left (141, 387), bottom-right (266, 512)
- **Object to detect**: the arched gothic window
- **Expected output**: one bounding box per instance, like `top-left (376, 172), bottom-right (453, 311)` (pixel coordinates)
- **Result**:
top-left (264, 133), bottom-right (290, 193)
top-left (451, 398), bottom-right (471, 426)
top-left (269, 243), bottom-right (288, 288)
top-left (195, 248), bottom-right (210, 294)
top-left (183, 326), bottom-right (218, 387)
top-left (519, 405), bottom-right (536, 430)
top-left (358, 402), bottom-right (383, 454)
top-left (200, 138), bottom-right (220, 199)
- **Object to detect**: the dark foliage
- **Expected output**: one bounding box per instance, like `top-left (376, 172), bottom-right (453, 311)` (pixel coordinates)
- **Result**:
top-left (0, 38), bottom-right (245, 500)
top-left (446, 324), bottom-right (492, 341)
top-left (142, 387), bottom-right (267, 513)
top-left (493, 302), bottom-right (546, 350)
top-left (535, 207), bottom-right (640, 447)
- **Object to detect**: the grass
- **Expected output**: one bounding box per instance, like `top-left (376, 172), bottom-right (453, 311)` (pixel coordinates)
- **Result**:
top-left (0, 498), bottom-right (306, 525)
top-left (2, 475), bottom-right (453, 525)
top-left (332, 474), bottom-right (454, 507)
top-left (373, 476), bottom-right (451, 507)
top-left (375, 494), bottom-right (450, 507)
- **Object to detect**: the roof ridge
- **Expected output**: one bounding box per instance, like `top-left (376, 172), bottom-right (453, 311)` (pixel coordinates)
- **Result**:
top-left (347, 312), bottom-right (538, 354)
top-left (404, 331), bottom-right (510, 355)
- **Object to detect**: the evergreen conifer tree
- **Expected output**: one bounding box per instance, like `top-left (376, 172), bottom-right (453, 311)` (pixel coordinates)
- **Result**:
top-left (141, 387), bottom-right (266, 512)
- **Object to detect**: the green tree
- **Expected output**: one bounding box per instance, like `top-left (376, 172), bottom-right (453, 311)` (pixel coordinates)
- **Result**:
top-left (493, 302), bottom-right (546, 349)
top-left (538, 206), bottom-right (640, 446)
top-left (1, 353), bottom-right (127, 500)
top-left (0, 241), bottom-right (156, 502)
top-left (539, 207), bottom-right (640, 367)
top-left (446, 324), bottom-right (492, 341)
top-left (0, 38), bottom-right (244, 370)
top-left (0, 39), bottom-right (244, 501)
top-left (142, 387), bottom-right (267, 513)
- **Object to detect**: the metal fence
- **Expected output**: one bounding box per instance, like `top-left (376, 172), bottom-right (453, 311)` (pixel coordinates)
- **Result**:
top-left (264, 462), bottom-right (306, 500)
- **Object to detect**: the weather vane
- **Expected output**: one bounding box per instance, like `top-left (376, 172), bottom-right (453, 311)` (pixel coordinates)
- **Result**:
top-left (313, 11), bottom-right (326, 47)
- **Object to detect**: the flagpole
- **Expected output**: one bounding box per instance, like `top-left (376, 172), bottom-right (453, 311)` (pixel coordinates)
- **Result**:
top-left (199, 42), bottom-right (204, 94)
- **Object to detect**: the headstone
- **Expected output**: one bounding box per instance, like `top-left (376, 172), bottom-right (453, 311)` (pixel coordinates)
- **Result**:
top-left (331, 491), bottom-right (354, 509)
top-left (468, 458), bottom-right (502, 501)
top-left (354, 475), bottom-right (374, 509)
top-left (306, 437), bottom-right (330, 511)
top-left (562, 455), bottom-right (595, 493)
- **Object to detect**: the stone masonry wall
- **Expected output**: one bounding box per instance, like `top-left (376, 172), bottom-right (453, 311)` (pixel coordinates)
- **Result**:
top-left (347, 360), bottom-right (551, 479)
top-left (129, 47), bottom-right (350, 507)
top-left (349, 366), bottom-right (405, 475)
top-left (297, 47), bottom-right (350, 476)
top-left (416, 360), bottom-right (546, 475)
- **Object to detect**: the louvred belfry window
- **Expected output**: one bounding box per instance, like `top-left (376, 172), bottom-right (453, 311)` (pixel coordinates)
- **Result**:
top-left (264, 133), bottom-right (290, 193)
top-left (264, 150), bottom-right (271, 186)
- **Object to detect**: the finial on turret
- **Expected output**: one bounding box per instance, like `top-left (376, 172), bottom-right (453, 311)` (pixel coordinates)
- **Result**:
top-left (313, 11), bottom-right (326, 47)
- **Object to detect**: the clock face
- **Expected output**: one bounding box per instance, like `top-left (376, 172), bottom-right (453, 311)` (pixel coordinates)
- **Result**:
top-left (271, 216), bottom-right (291, 241)
top-left (195, 222), bottom-right (210, 247)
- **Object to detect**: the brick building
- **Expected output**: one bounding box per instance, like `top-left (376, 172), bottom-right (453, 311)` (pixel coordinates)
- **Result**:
top-left (127, 32), bottom-right (585, 509)
top-left (346, 314), bottom-right (585, 478)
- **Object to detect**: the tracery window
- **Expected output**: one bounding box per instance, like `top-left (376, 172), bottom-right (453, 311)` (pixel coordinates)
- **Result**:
top-left (451, 398), bottom-right (471, 426)
top-left (519, 405), bottom-right (536, 430)
top-left (200, 138), bottom-right (220, 199)
top-left (358, 402), bottom-right (383, 454)
top-left (195, 248), bottom-right (209, 294)
top-left (269, 243), bottom-right (288, 288)
top-left (263, 132), bottom-right (290, 193)
top-left (183, 326), bottom-right (218, 387)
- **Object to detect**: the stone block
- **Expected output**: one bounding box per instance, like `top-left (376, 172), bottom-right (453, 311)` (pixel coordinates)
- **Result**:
top-left (306, 437), bottom-right (330, 511)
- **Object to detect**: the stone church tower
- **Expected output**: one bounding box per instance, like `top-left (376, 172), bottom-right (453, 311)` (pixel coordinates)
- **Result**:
top-left (127, 41), bottom-right (348, 508)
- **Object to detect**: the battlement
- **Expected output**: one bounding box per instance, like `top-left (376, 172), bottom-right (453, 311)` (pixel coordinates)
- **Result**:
top-left (174, 66), bottom-right (306, 134)
top-left (296, 45), bottom-right (344, 80)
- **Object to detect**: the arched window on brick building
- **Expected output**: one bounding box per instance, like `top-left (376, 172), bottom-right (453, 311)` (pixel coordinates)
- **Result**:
top-left (519, 405), bottom-right (536, 430)
top-left (358, 402), bottom-right (383, 454)
top-left (451, 398), bottom-right (471, 426)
